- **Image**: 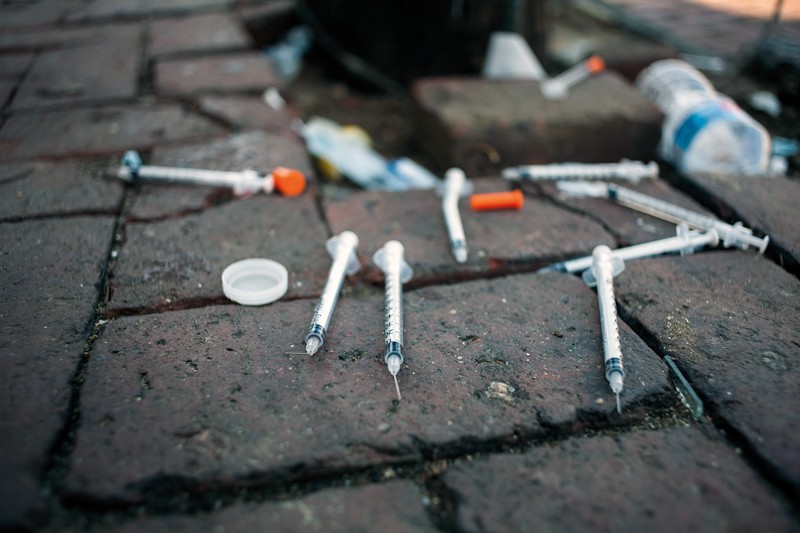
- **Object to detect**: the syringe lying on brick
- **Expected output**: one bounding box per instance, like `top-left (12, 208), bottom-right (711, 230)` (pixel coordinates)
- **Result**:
top-left (502, 160), bottom-right (658, 184)
top-left (556, 181), bottom-right (769, 253)
top-left (116, 150), bottom-right (307, 197)
top-left (539, 225), bottom-right (719, 274)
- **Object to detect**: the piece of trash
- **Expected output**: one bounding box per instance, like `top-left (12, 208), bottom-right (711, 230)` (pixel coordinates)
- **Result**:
top-left (582, 246), bottom-right (625, 414)
top-left (373, 241), bottom-right (414, 401)
top-left (637, 59), bottom-right (771, 176)
top-left (485, 381), bottom-right (515, 403)
top-left (540, 55), bottom-right (605, 100)
top-left (470, 190), bottom-right (524, 211)
top-left (441, 168), bottom-right (470, 263)
top-left (749, 91), bottom-right (781, 117)
top-left (263, 87), bottom-right (287, 111)
top-left (115, 150), bottom-right (306, 197)
top-left (221, 258), bottom-right (288, 306)
top-left (300, 116), bottom-right (440, 191)
top-left (556, 181), bottom-right (769, 253)
top-left (679, 53), bottom-right (727, 73)
top-left (265, 26), bottom-right (313, 81)
top-left (304, 232), bottom-right (360, 355)
top-left (502, 159), bottom-right (658, 183)
top-left (482, 31), bottom-right (547, 81)
top-left (664, 355), bottom-right (703, 420)
top-left (772, 137), bottom-right (799, 157)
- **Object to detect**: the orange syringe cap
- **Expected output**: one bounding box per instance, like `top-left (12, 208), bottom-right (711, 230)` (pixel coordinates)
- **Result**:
top-left (272, 167), bottom-right (306, 197)
top-left (470, 189), bottom-right (524, 211)
top-left (586, 55), bottom-right (605, 74)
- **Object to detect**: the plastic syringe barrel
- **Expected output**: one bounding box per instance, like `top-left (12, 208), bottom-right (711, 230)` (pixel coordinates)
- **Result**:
top-left (373, 241), bottom-right (413, 365)
top-left (501, 160), bottom-right (658, 183)
top-left (119, 163), bottom-right (270, 193)
top-left (608, 184), bottom-right (768, 253)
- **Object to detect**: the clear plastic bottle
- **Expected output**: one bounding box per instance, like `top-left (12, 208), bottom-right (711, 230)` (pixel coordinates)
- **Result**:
top-left (636, 59), bottom-right (771, 176)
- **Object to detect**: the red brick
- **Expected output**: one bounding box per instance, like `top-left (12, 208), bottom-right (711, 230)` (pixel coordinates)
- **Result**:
top-left (100, 481), bottom-right (436, 532)
top-left (0, 216), bottom-right (115, 528)
top-left (67, 0), bottom-right (233, 22)
top-left (110, 193), bottom-right (330, 310)
top-left (0, 103), bottom-right (225, 161)
top-left (0, 160), bottom-right (124, 220)
top-left (150, 13), bottom-right (252, 58)
top-left (66, 273), bottom-right (671, 500)
top-left (323, 179), bottom-right (615, 283)
top-left (156, 53), bottom-right (282, 97)
top-left (11, 26), bottom-right (140, 111)
top-left (615, 252), bottom-right (800, 493)
top-left (129, 130), bottom-right (314, 219)
top-left (197, 95), bottom-right (295, 133)
top-left (445, 426), bottom-right (795, 531)
top-left (412, 73), bottom-right (662, 176)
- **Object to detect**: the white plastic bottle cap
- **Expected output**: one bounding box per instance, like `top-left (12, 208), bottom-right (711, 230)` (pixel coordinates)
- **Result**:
top-left (221, 258), bottom-right (288, 306)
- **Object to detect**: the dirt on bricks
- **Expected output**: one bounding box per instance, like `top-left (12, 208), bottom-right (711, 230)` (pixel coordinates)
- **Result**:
top-left (0, 1), bottom-right (798, 531)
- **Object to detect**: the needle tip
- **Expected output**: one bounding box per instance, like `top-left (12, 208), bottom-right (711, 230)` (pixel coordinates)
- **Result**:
top-left (393, 373), bottom-right (402, 401)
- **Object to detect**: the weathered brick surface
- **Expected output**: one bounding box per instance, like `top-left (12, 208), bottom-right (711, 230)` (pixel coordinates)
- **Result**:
top-left (111, 193), bottom-right (329, 310)
top-left (67, 274), bottom-right (671, 500)
top-left (538, 177), bottom-right (716, 246)
top-left (324, 179), bottom-right (615, 283)
top-left (0, 53), bottom-right (34, 79)
top-left (0, 2), bottom-right (85, 29)
top-left (0, 104), bottom-right (225, 161)
top-left (150, 13), bottom-right (252, 58)
top-left (0, 160), bottom-right (124, 219)
top-left (11, 26), bottom-right (140, 111)
top-left (614, 252), bottom-right (800, 493)
top-left (100, 481), bottom-right (436, 532)
top-left (0, 216), bottom-right (114, 528)
top-left (156, 53), bottom-right (281, 97)
top-left (673, 172), bottom-right (800, 273)
top-left (444, 426), bottom-right (795, 531)
top-left (67, 0), bottom-right (232, 22)
top-left (237, 0), bottom-right (297, 46)
top-left (412, 73), bottom-right (662, 176)
top-left (197, 95), bottom-right (295, 133)
top-left (130, 130), bottom-right (314, 220)
top-left (0, 25), bottom-right (128, 52)
top-left (0, 80), bottom-right (14, 108)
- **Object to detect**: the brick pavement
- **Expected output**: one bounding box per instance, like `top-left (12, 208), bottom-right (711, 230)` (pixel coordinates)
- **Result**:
top-left (0, 1), bottom-right (798, 531)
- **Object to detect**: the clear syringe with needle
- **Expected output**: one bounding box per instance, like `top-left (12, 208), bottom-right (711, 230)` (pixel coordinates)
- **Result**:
top-left (556, 181), bottom-right (769, 253)
top-left (373, 240), bottom-right (414, 400)
top-left (539, 225), bottom-right (719, 274)
top-left (305, 231), bottom-right (360, 355)
top-left (582, 245), bottom-right (626, 414)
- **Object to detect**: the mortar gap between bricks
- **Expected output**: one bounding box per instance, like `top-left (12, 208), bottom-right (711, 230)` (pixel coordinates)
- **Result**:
top-left (39, 188), bottom-right (133, 521)
top-left (617, 305), bottom-right (800, 512)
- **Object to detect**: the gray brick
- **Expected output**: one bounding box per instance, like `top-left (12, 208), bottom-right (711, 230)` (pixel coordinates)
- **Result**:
top-left (445, 426), bottom-right (795, 531)
top-left (0, 216), bottom-right (115, 528)
top-left (0, 104), bottom-right (225, 161)
top-left (614, 252), bottom-right (800, 493)
top-left (0, 53), bottom-right (35, 79)
top-left (150, 13), bottom-right (252, 58)
top-left (0, 160), bottom-right (124, 220)
top-left (324, 179), bottom-right (615, 283)
top-left (0, 2), bottom-right (85, 29)
top-left (68, 0), bottom-right (233, 22)
top-left (11, 25), bottom-right (140, 111)
top-left (412, 73), bottom-right (662, 176)
top-left (67, 273), bottom-right (671, 500)
top-left (156, 53), bottom-right (281, 97)
top-left (99, 481), bottom-right (436, 532)
top-left (197, 95), bottom-right (295, 133)
top-left (111, 193), bottom-right (330, 310)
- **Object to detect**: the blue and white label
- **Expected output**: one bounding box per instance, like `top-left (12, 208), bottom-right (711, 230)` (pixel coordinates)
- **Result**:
top-left (673, 100), bottom-right (740, 158)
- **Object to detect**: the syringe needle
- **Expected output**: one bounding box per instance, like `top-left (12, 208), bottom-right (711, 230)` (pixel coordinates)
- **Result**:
top-left (616, 392), bottom-right (621, 414)
top-left (393, 373), bottom-right (402, 401)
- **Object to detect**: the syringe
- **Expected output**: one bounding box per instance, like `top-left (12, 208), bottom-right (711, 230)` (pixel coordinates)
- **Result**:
top-left (556, 181), bottom-right (769, 253)
top-left (441, 168), bottom-right (471, 263)
top-left (304, 231), bottom-right (361, 355)
top-left (502, 160), bottom-right (658, 184)
top-left (116, 150), bottom-right (306, 197)
top-left (539, 225), bottom-right (719, 274)
top-left (582, 245), bottom-right (625, 414)
top-left (373, 240), bottom-right (414, 400)
top-left (540, 55), bottom-right (605, 100)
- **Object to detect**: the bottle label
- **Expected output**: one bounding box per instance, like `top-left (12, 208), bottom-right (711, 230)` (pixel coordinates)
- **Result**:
top-left (673, 100), bottom-right (739, 158)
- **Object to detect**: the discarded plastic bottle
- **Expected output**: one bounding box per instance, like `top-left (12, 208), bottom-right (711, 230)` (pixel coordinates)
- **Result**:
top-left (636, 59), bottom-right (771, 176)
